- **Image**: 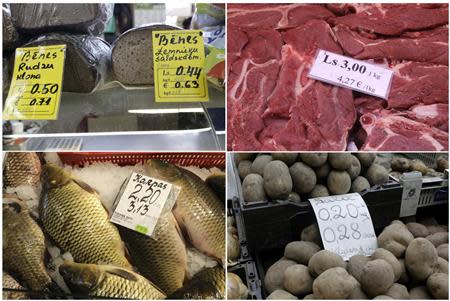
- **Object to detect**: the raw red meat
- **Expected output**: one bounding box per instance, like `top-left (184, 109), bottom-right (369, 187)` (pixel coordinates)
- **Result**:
top-left (405, 104), bottom-right (449, 132)
top-left (334, 25), bottom-right (448, 65)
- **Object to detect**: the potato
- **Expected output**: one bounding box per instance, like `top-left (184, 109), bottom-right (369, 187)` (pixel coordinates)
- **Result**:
top-left (315, 162), bottom-right (330, 179)
top-left (405, 238), bottom-right (438, 281)
top-left (373, 155), bottom-right (392, 170)
top-left (398, 259), bottom-right (410, 284)
top-left (378, 221), bottom-right (414, 257)
top-left (372, 295), bottom-right (393, 299)
top-left (264, 258), bottom-right (297, 293)
top-left (312, 267), bottom-right (358, 299)
top-left (406, 222), bottom-right (430, 238)
top-left (290, 162), bottom-right (317, 194)
top-left (238, 160), bottom-right (253, 179)
top-left (272, 153), bottom-right (298, 166)
top-left (437, 244), bottom-right (448, 261)
top-left (227, 228), bottom-right (240, 260)
top-left (372, 248), bottom-right (402, 282)
top-left (434, 257), bottom-right (448, 274)
top-left (308, 185), bottom-right (329, 198)
top-left (427, 224), bottom-right (448, 234)
top-left (263, 161), bottom-right (293, 199)
top-left (284, 241), bottom-right (321, 265)
top-left (348, 284), bottom-right (368, 299)
top-left (366, 163), bottom-right (389, 185)
top-left (391, 156), bottom-right (410, 172)
top-left (288, 192), bottom-right (301, 203)
top-left (360, 259), bottom-right (395, 297)
top-left (350, 176), bottom-right (370, 193)
top-left (328, 153), bottom-right (353, 170)
top-left (308, 250), bottom-right (346, 277)
top-left (409, 286), bottom-right (432, 299)
top-left (284, 264), bottom-right (313, 295)
top-left (409, 159), bottom-right (429, 175)
top-left (426, 232), bottom-right (449, 247)
top-left (356, 153), bottom-right (376, 167)
top-left (384, 283), bottom-right (409, 299)
top-left (235, 153), bottom-right (256, 164)
top-left (347, 155), bottom-right (361, 180)
top-left (301, 224), bottom-right (322, 247)
top-left (250, 154), bottom-right (272, 175)
top-left (267, 290), bottom-right (298, 300)
top-left (299, 153), bottom-right (328, 167)
top-left (303, 294), bottom-right (314, 299)
top-left (327, 170), bottom-right (351, 195)
top-left (420, 217), bottom-right (439, 226)
top-left (227, 272), bottom-right (248, 299)
top-left (427, 272), bottom-right (449, 299)
top-left (347, 254), bottom-right (371, 282)
top-left (436, 155), bottom-right (449, 172)
top-left (242, 174), bottom-right (266, 202)
top-left (426, 169), bottom-right (442, 177)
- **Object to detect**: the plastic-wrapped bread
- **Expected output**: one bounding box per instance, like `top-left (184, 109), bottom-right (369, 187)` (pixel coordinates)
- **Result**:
top-left (24, 34), bottom-right (111, 93)
top-left (10, 3), bottom-right (113, 35)
top-left (3, 5), bottom-right (20, 50)
top-left (111, 24), bottom-right (179, 86)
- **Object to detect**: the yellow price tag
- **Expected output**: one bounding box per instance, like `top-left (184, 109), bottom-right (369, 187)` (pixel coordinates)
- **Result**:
top-left (152, 30), bottom-right (209, 102)
top-left (3, 45), bottom-right (66, 120)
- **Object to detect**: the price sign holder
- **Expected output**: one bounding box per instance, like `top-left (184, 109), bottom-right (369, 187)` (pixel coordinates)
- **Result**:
top-left (399, 172), bottom-right (423, 217)
top-left (152, 30), bottom-right (209, 102)
top-left (3, 45), bottom-right (66, 120)
top-left (110, 172), bottom-right (180, 237)
top-left (308, 49), bottom-right (394, 99)
top-left (309, 193), bottom-right (378, 260)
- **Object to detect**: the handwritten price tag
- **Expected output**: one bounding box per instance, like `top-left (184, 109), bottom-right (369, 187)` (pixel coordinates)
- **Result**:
top-left (309, 193), bottom-right (378, 260)
top-left (152, 30), bottom-right (209, 102)
top-left (309, 49), bottom-right (393, 99)
top-left (110, 172), bottom-right (180, 236)
top-left (3, 45), bottom-right (66, 120)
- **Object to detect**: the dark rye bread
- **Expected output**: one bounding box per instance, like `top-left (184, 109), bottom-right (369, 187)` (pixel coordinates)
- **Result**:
top-left (10, 3), bottom-right (112, 35)
top-left (24, 34), bottom-right (111, 93)
top-left (3, 5), bottom-right (20, 50)
top-left (111, 24), bottom-right (179, 86)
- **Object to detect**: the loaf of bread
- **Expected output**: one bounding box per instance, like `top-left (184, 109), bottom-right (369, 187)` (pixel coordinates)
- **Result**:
top-left (24, 34), bottom-right (111, 93)
top-left (10, 3), bottom-right (112, 35)
top-left (111, 24), bottom-right (179, 86)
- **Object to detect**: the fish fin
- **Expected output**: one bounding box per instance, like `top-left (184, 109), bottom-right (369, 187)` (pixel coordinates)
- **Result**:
top-left (73, 179), bottom-right (99, 195)
top-left (104, 267), bottom-right (138, 282)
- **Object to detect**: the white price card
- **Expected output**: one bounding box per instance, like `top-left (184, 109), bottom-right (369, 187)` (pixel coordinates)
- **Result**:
top-left (399, 172), bottom-right (423, 217)
top-left (111, 172), bottom-right (180, 236)
top-left (308, 49), bottom-right (394, 99)
top-left (309, 193), bottom-right (378, 260)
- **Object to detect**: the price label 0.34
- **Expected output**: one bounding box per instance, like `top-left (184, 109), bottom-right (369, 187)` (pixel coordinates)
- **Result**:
top-left (111, 172), bottom-right (180, 237)
top-left (309, 49), bottom-right (394, 99)
top-left (309, 193), bottom-right (378, 260)
top-left (3, 45), bottom-right (66, 120)
top-left (152, 30), bottom-right (209, 102)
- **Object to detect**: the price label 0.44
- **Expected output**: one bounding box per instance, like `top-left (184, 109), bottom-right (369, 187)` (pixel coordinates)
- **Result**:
top-left (111, 172), bottom-right (180, 237)
top-left (152, 30), bottom-right (209, 102)
top-left (3, 45), bottom-right (66, 120)
top-left (309, 49), bottom-right (394, 99)
top-left (309, 193), bottom-right (378, 260)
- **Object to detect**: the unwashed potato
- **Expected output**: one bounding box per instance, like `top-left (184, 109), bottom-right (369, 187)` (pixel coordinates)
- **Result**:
top-left (378, 221), bottom-right (414, 257)
top-left (366, 163), bottom-right (389, 186)
top-left (409, 286), bottom-right (432, 299)
top-left (264, 258), bottom-right (297, 293)
top-left (356, 153), bottom-right (376, 167)
top-left (427, 272), bottom-right (449, 299)
top-left (290, 162), bottom-right (316, 194)
top-left (360, 259), bottom-right (395, 297)
top-left (227, 273), bottom-right (248, 299)
top-left (347, 254), bottom-right (371, 282)
top-left (384, 283), bottom-right (409, 299)
top-left (437, 244), bottom-right (448, 261)
top-left (272, 153), bottom-right (298, 166)
top-left (350, 176), bottom-right (370, 193)
top-left (347, 155), bottom-right (361, 180)
top-left (301, 224), bottom-right (322, 247)
top-left (303, 294), bottom-right (314, 299)
top-left (328, 153), bottom-right (353, 170)
top-left (348, 284), bottom-right (368, 299)
top-left (426, 232), bottom-right (449, 247)
top-left (372, 248), bottom-right (402, 282)
top-left (434, 257), bottom-right (448, 274)
top-left (327, 170), bottom-right (351, 195)
top-left (242, 174), bottom-right (266, 203)
top-left (266, 289), bottom-right (298, 300)
top-left (427, 225), bottom-right (449, 235)
top-left (398, 258), bottom-right (410, 284)
top-left (250, 154), bottom-right (272, 176)
top-left (406, 222), bottom-right (430, 238)
top-left (436, 155), bottom-right (449, 172)
top-left (284, 264), bottom-right (313, 295)
top-left (308, 250), bottom-right (346, 277)
top-left (315, 162), bottom-right (330, 179)
top-left (409, 159), bottom-right (429, 175)
top-left (299, 153), bottom-right (328, 167)
top-left (372, 295), bottom-right (393, 299)
top-left (288, 192), bottom-right (301, 203)
top-left (284, 241), bottom-right (321, 265)
top-left (312, 267), bottom-right (358, 299)
top-left (405, 237), bottom-right (438, 281)
top-left (391, 156), bottom-right (410, 172)
top-left (263, 161), bottom-right (292, 199)
top-left (227, 228), bottom-right (240, 260)
top-left (308, 185), bottom-right (329, 198)
top-left (238, 160), bottom-right (253, 179)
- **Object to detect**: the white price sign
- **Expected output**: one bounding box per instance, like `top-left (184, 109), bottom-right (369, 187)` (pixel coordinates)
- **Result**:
top-left (111, 172), bottom-right (179, 236)
top-left (309, 49), bottom-right (394, 99)
top-left (309, 193), bottom-right (378, 260)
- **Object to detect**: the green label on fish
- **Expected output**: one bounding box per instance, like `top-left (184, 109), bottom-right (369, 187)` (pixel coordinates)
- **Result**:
top-left (135, 224), bottom-right (148, 234)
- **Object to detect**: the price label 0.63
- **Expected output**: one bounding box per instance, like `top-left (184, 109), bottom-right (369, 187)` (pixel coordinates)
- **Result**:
top-left (309, 193), bottom-right (378, 260)
top-left (309, 49), bottom-right (394, 99)
top-left (3, 45), bottom-right (66, 120)
top-left (152, 30), bottom-right (209, 102)
top-left (111, 172), bottom-right (180, 237)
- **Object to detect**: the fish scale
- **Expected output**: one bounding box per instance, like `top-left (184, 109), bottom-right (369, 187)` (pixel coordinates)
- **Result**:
top-left (4, 152), bottom-right (41, 187)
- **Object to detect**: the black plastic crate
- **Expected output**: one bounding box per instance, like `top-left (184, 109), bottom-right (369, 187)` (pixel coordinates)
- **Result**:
top-left (228, 261), bottom-right (263, 300)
